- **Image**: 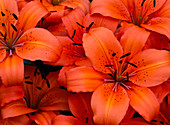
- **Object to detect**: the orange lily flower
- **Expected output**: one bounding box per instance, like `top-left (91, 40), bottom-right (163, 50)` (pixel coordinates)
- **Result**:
top-left (66, 27), bottom-right (170, 124)
top-left (0, 0), bottom-right (62, 86)
top-left (91, 0), bottom-right (170, 40)
top-left (0, 65), bottom-right (69, 122)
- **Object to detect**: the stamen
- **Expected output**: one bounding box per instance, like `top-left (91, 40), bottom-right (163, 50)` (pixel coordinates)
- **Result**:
top-left (112, 53), bottom-right (116, 57)
top-left (87, 22), bottom-right (94, 29)
top-left (105, 65), bottom-right (114, 67)
top-left (1, 11), bottom-right (5, 16)
top-left (25, 76), bottom-right (30, 79)
top-left (9, 49), bottom-right (13, 56)
top-left (12, 13), bottom-right (18, 20)
top-left (113, 82), bottom-right (118, 91)
top-left (126, 72), bottom-right (129, 81)
top-left (76, 22), bottom-right (85, 28)
top-left (141, 0), bottom-right (146, 6)
top-left (4, 33), bottom-right (6, 40)
top-left (50, 10), bottom-right (57, 12)
top-left (46, 79), bottom-right (50, 88)
top-left (107, 73), bottom-right (113, 77)
top-left (153, 0), bottom-right (156, 7)
top-left (34, 68), bottom-right (37, 76)
top-left (25, 81), bottom-right (33, 84)
top-left (11, 24), bottom-right (18, 32)
top-left (71, 30), bottom-right (76, 39)
top-left (120, 82), bottom-right (131, 89)
top-left (162, 48), bottom-right (169, 51)
top-left (120, 52), bottom-right (131, 59)
top-left (104, 79), bottom-right (115, 82)
top-left (36, 87), bottom-right (42, 90)
top-left (72, 43), bottom-right (82, 46)
top-left (127, 62), bottom-right (137, 68)
top-left (114, 69), bottom-right (117, 79)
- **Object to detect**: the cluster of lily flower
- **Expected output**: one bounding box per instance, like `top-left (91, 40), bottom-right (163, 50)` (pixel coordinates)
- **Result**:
top-left (0, 0), bottom-right (169, 124)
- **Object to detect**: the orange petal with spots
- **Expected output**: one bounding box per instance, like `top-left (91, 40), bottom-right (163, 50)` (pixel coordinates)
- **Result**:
top-left (16, 1), bottom-right (49, 32)
top-left (91, 0), bottom-right (130, 21)
top-left (61, 0), bottom-right (90, 13)
top-left (68, 93), bottom-right (93, 124)
top-left (0, 49), bottom-right (6, 63)
top-left (150, 80), bottom-right (170, 103)
top-left (62, 7), bottom-right (85, 43)
top-left (52, 115), bottom-right (86, 125)
top-left (128, 49), bottom-right (170, 87)
top-left (83, 13), bottom-right (119, 33)
top-left (1, 100), bottom-right (37, 119)
top-left (66, 66), bottom-right (106, 92)
top-left (83, 27), bottom-right (123, 74)
top-left (0, 54), bottom-right (24, 86)
top-left (16, 28), bottom-right (62, 62)
top-left (39, 88), bottom-right (69, 111)
top-left (29, 111), bottom-right (57, 125)
top-left (134, 0), bottom-right (166, 19)
top-left (0, 0), bottom-right (19, 25)
top-left (141, 17), bottom-right (170, 39)
top-left (50, 36), bottom-right (85, 66)
top-left (120, 25), bottom-right (150, 58)
top-left (0, 85), bottom-right (24, 107)
top-left (126, 84), bottom-right (160, 122)
top-left (91, 84), bottom-right (129, 124)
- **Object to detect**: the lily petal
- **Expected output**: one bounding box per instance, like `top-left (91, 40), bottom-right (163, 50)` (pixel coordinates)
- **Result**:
top-left (15, 28), bottom-right (62, 62)
top-left (0, 49), bottom-right (6, 63)
top-left (66, 66), bottom-right (106, 92)
top-left (68, 93), bottom-right (93, 124)
top-left (91, 0), bottom-right (130, 21)
top-left (0, 85), bottom-right (24, 107)
top-left (141, 17), bottom-right (170, 39)
top-left (16, 1), bottom-right (49, 32)
top-left (120, 25), bottom-right (150, 58)
top-left (0, 54), bottom-right (24, 86)
top-left (29, 111), bottom-right (57, 125)
top-left (126, 84), bottom-right (160, 122)
top-left (1, 100), bottom-right (37, 119)
top-left (52, 115), bottom-right (87, 125)
top-left (83, 27), bottom-right (123, 73)
top-left (91, 84), bottom-right (129, 124)
top-left (129, 49), bottom-right (170, 87)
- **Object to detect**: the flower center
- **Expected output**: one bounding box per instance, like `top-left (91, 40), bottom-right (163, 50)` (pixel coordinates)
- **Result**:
top-left (0, 11), bottom-right (23, 56)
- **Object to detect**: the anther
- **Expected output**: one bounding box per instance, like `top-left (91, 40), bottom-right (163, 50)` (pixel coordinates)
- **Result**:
top-left (119, 60), bottom-right (122, 64)
top-left (107, 73), bottom-right (113, 77)
top-left (46, 79), bottom-right (50, 88)
top-left (114, 69), bottom-right (117, 79)
top-left (34, 68), bottom-right (37, 76)
top-left (36, 87), bottom-right (42, 90)
top-left (72, 43), bottom-right (82, 46)
top-left (2, 23), bottom-right (5, 26)
top-left (4, 33), bottom-right (6, 40)
top-left (71, 30), bottom-right (76, 39)
top-left (25, 81), bottom-right (33, 84)
top-left (153, 0), bottom-right (156, 7)
top-left (162, 48), bottom-right (169, 51)
top-left (0, 32), bottom-right (4, 36)
top-left (125, 72), bottom-right (130, 82)
top-left (112, 53), bottom-right (116, 57)
top-left (105, 65), bottom-right (114, 67)
top-left (76, 22), bottom-right (85, 28)
top-left (50, 10), bottom-right (57, 12)
top-left (25, 76), bottom-right (30, 79)
top-left (168, 41), bottom-right (170, 43)
top-left (127, 62), bottom-right (137, 68)
top-left (12, 13), bottom-right (18, 20)
top-left (87, 22), bottom-right (94, 29)
top-left (141, 0), bottom-right (146, 6)
top-left (11, 24), bottom-right (18, 32)
top-left (120, 52), bottom-right (131, 59)
top-left (86, 117), bottom-right (88, 123)
top-left (1, 11), bottom-right (5, 16)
